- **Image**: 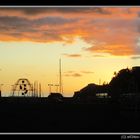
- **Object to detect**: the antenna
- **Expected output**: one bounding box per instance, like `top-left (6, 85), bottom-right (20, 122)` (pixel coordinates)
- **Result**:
top-left (59, 58), bottom-right (62, 94)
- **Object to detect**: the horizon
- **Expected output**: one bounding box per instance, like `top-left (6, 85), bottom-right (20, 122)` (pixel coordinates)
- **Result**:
top-left (0, 7), bottom-right (140, 97)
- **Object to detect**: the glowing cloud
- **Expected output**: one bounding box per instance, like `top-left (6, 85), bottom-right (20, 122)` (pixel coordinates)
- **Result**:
top-left (0, 7), bottom-right (140, 56)
top-left (86, 44), bottom-right (135, 56)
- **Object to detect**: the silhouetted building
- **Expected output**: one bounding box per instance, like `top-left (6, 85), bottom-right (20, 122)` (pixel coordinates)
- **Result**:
top-left (73, 66), bottom-right (140, 103)
top-left (48, 93), bottom-right (63, 102)
top-left (73, 83), bottom-right (109, 103)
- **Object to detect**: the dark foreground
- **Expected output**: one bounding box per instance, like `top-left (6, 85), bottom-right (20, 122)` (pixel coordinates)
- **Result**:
top-left (0, 97), bottom-right (139, 133)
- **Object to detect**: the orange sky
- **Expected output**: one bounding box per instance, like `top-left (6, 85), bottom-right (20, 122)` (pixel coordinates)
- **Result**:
top-left (0, 7), bottom-right (140, 97)
top-left (0, 7), bottom-right (140, 55)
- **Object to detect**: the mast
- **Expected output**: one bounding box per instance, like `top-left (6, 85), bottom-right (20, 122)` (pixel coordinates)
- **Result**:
top-left (59, 58), bottom-right (62, 94)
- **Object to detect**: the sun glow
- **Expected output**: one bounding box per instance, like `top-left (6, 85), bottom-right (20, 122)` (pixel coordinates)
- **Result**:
top-left (0, 7), bottom-right (140, 97)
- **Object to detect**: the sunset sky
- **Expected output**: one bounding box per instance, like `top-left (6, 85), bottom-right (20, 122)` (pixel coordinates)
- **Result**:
top-left (0, 7), bottom-right (140, 97)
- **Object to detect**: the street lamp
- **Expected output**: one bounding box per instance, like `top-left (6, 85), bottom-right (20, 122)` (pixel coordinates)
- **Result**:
top-left (48, 84), bottom-right (53, 93)
top-left (54, 84), bottom-right (59, 93)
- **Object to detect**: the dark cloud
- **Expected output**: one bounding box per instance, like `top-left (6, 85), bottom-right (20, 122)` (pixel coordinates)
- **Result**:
top-left (64, 70), bottom-right (94, 77)
top-left (0, 16), bottom-right (79, 29)
top-left (63, 53), bottom-right (82, 58)
top-left (35, 16), bottom-right (79, 25)
top-left (64, 71), bottom-right (74, 73)
top-left (0, 7), bottom-right (111, 15)
top-left (65, 73), bottom-right (82, 77)
top-left (0, 16), bottom-right (31, 27)
top-left (0, 15), bottom-right (80, 42)
top-left (19, 8), bottom-right (50, 15)
top-left (0, 7), bottom-right (48, 15)
top-left (0, 16), bottom-right (36, 34)
top-left (48, 7), bottom-right (111, 15)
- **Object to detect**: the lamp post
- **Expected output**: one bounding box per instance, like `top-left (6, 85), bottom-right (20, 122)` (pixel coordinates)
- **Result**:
top-left (48, 84), bottom-right (53, 94)
top-left (54, 84), bottom-right (59, 93)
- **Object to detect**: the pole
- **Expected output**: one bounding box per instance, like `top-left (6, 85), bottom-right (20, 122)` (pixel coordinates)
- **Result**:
top-left (36, 81), bottom-right (38, 97)
top-left (55, 84), bottom-right (59, 93)
top-left (34, 81), bottom-right (36, 97)
top-left (39, 83), bottom-right (41, 97)
top-left (59, 58), bottom-right (62, 94)
top-left (48, 84), bottom-right (53, 94)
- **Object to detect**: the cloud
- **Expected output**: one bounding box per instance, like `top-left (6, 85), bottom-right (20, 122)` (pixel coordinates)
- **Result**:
top-left (0, 15), bottom-right (80, 42)
top-left (93, 54), bottom-right (105, 57)
top-left (0, 7), bottom-right (111, 15)
top-left (64, 71), bottom-right (74, 73)
top-left (35, 16), bottom-right (79, 25)
top-left (86, 44), bottom-right (135, 56)
top-left (0, 7), bottom-right (140, 56)
top-left (81, 71), bottom-right (94, 74)
top-left (64, 70), bottom-right (94, 77)
top-left (63, 53), bottom-right (82, 58)
top-left (131, 56), bottom-right (140, 59)
top-left (65, 73), bottom-right (82, 77)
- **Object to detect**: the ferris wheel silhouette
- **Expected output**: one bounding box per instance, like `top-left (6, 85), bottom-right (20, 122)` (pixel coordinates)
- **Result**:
top-left (12, 78), bottom-right (33, 97)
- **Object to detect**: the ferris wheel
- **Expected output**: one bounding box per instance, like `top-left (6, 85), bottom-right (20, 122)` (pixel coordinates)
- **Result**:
top-left (12, 78), bottom-right (33, 97)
